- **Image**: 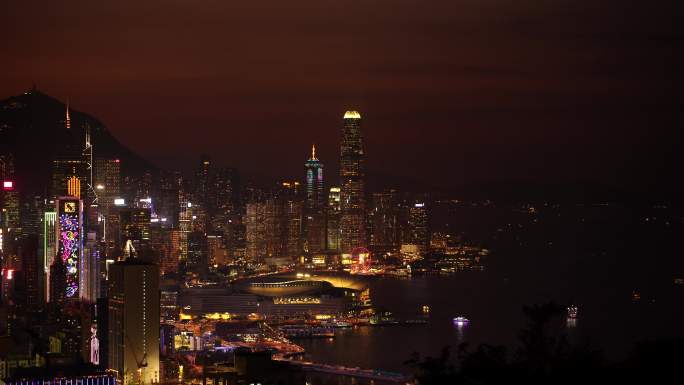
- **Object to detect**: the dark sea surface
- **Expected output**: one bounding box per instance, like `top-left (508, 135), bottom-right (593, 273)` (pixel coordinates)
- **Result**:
top-left (300, 202), bottom-right (684, 375)
top-left (298, 272), bottom-right (684, 375)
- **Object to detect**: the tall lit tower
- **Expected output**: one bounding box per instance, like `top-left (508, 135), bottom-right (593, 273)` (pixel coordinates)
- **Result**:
top-left (304, 144), bottom-right (326, 252)
top-left (43, 210), bottom-right (57, 302)
top-left (305, 144), bottom-right (324, 209)
top-left (339, 111), bottom-right (366, 253)
top-left (195, 155), bottom-right (212, 215)
top-left (55, 197), bottom-right (84, 300)
top-left (326, 187), bottom-right (341, 251)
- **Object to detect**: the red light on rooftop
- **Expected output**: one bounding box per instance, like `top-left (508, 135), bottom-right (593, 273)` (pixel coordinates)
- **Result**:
top-left (115, 159), bottom-right (120, 163)
top-left (3, 181), bottom-right (13, 190)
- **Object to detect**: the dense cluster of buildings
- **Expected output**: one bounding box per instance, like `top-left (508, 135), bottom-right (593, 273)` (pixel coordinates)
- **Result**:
top-left (0, 95), bottom-right (466, 384)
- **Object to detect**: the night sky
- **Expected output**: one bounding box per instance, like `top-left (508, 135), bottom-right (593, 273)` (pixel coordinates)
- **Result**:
top-left (1, 1), bottom-right (681, 195)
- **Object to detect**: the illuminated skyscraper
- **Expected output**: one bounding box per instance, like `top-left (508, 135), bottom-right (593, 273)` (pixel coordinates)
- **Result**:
top-left (407, 202), bottom-right (429, 253)
top-left (371, 190), bottom-right (400, 255)
top-left (304, 145), bottom-right (326, 252)
top-left (108, 258), bottom-right (160, 385)
top-left (178, 194), bottom-right (192, 261)
top-left (339, 111), bottom-right (366, 253)
top-left (43, 210), bottom-right (57, 302)
top-left (94, 158), bottom-right (121, 215)
top-left (1, 180), bottom-right (20, 230)
top-left (244, 191), bottom-right (302, 262)
top-left (159, 229), bottom-right (181, 274)
top-left (93, 158), bottom-right (121, 255)
top-left (305, 145), bottom-right (324, 209)
top-left (196, 155), bottom-right (212, 216)
top-left (244, 202), bottom-right (266, 262)
top-left (283, 199), bottom-right (303, 257)
top-left (56, 197), bottom-right (84, 300)
top-left (326, 186), bottom-right (341, 251)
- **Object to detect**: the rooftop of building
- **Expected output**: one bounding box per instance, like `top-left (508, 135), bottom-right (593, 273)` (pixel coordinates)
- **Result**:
top-left (343, 111), bottom-right (361, 119)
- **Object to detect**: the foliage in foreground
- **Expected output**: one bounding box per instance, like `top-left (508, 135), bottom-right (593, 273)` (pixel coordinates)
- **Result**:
top-left (405, 303), bottom-right (684, 385)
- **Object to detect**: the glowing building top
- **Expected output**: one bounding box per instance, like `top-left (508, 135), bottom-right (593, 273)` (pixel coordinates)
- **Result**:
top-left (344, 111), bottom-right (361, 120)
top-left (305, 145), bottom-right (324, 211)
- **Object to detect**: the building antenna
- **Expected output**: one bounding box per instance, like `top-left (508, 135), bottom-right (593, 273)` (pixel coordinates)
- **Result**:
top-left (65, 99), bottom-right (71, 130)
top-left (83, 121), bottom-right (98, 205)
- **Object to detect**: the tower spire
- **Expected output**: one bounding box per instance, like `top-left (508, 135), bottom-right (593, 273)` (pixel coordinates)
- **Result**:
top-left (311, 143), bottom-right (317, 160)
top-left (65, 99), bottom-right (71, 130)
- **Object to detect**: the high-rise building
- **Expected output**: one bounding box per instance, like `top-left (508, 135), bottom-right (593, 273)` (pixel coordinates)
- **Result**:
top-left (244, 202), bottom-right (266, 262)
top-left (304, 145), bottom-right (326, 253)
top-left (244, 194), bottom-right (302, 262)
top-left (18, 234), bottom-right (41, 308)
top-left (56, 197), bottom-right (84, 300)
top-left (305, 145), bottom-right (325, 209)
top-left (83, 231), bottom-right (101, 302)
top-left (196, 155), bottom-right (212, 216)
top-left (274, 183), bottom-right (303, 259)
top-left (371, 190), bottom-right (400, 255)
top-left (107, 257), bottom-right (160, 385)
top-left (283, 199), bottom-right (303, 257)
top-left (93, 158), bottom-right (121, 216)
top-left (159, 229), bottom-right (181, 275)
top-left (207, 234), bottom-right (227, 267)
top-left (187, 231), bottom-right (208, 276)
top-left (225, 216), bottom-right (246, 261)
top-left (407, 202), bottom-right (429, 253)
top-left (178, 194), bottom-right (192, 261)
top-left (156, 171), bottom-right (181, 226)
top-left (326, 186), bottom-right (341, 251)
top-left (20, 194), bottom-right (44, 238)
top-left (43, 210), bottom-right (57, 302)
top-left (1, 179), bottom-right (20, 231)
top-left (339, 111), bottom-right (366, 253)
top-left (214, 167), bottom-right (239, 217)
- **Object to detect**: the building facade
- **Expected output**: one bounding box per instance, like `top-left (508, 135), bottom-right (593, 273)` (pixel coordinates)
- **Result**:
top-left (107, 258), bottom-right (160, 385)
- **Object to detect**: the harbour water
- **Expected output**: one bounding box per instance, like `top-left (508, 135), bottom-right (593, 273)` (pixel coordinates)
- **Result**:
top-left (299, 272), bottom-right (684, 374)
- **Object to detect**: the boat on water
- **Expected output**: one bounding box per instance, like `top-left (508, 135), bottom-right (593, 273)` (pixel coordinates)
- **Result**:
top-left (567, 305), bottom-right (578, 319)
top-left (453, 316), bottom-right (470, 326)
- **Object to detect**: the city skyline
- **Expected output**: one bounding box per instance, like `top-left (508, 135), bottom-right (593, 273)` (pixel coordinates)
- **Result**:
top-left (1, 2), bottom-right (682, 385)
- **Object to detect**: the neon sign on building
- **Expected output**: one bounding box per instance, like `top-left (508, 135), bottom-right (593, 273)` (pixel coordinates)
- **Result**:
top-left (57, 198), bottom-right (83, 298)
